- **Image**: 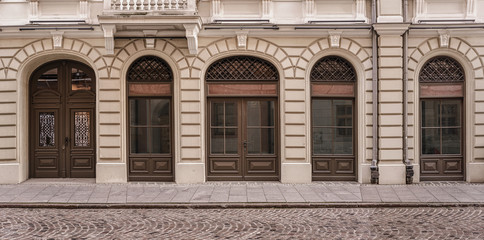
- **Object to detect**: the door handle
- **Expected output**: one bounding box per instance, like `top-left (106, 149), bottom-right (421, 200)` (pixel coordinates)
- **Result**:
top-left (62, 137), bottom-right (69, 150)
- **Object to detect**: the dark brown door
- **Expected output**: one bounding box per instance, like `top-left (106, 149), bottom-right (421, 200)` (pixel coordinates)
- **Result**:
top-left (207, 98), bottom-right (279, 181)
top-left (128, 97), bottom-right (173, 181)
top-left (420, 99), bottom-right (464, 181)
top-left (30, 61), bottom-right (96, 178)
top-left (311, 98), bottom-right (356, 181)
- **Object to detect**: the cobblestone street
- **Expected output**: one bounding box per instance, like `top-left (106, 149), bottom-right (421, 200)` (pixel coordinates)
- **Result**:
top-left (0, 207), bottom-right (482, 239)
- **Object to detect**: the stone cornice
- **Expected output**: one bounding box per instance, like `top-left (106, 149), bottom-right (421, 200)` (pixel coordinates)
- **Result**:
top-left (373, 23), bottom-right (410, 36)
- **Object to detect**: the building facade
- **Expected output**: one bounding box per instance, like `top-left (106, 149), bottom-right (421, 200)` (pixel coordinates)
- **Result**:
top-left (0, 0), bottom-right (484, 184)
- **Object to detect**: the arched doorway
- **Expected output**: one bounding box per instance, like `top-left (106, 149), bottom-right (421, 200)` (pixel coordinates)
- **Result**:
top-left (419, 56), bottom-right (465, 181)
top-left (310, 56), bottom-right (357, 181)
top-left (127, 56), bottom-right (174, 181)
top-left (30, 60), bottom-right (96, 178)
top-left (206, 56), bottom-right (279, 181)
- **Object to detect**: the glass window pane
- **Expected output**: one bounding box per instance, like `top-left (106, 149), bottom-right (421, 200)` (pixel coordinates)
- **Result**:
top-left (211, 102), bottom-right (224, 127)
top-left (71, 68), bottom-right (92, 91)
top-left (334, 128), bottom-right (353, 154)
top-left (130, 127), bottom-right (148, 153)
top-left (130, 99), bottom-right (149, 126)
top-left (225, 103), bottom-right (237, 127)
top-left (151, 99), bottom-right (170, 126)
top-left (422, 128), bottom-right (440, 154)
top-left (211, 128), bottom-right (224, 154)
top-left (248, 101), bottom-right (275, 127)
top-left (421, 100), bottom-right (440, 127)
top-left (37, 68), bottom-right (58, 90)
top-left (152, 127), bottom-right (170, 154)
top-left (312, 99), bottom-right (332, 126)
top-left (247, 128), bottom-right (261, 154)
top-left (225, 128), bottom-right (238, 154)
top-left (312, 127), bottom-right (332, 154)
top-left (247, 101), bottom-right (261, 126)
top-left (260, 128), bottom-right (274, 154)
top-left (334, 100), bottom-right (353, 127)
top-left (441, 100), bottom-right (461, 127)
top-left (39, 112), bottom-right (55, 147)
top-left (442, 128), bottom-right (460, 154)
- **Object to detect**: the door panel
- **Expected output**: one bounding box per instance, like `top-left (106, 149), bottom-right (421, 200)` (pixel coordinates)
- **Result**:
top-left (30, 61), bottom-right (96, 178)
top-left (208, 98), bottom-right (279, 181)
top-left (68, 108), bottom-right (95, 177)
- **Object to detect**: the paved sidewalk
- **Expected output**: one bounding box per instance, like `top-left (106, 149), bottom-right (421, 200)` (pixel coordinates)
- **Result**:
top-left (0, 179), bottom-right (483, 207)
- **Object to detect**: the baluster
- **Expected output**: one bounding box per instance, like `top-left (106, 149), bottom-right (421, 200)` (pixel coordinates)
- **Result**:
top-left (126, 0), bottom-right (131, 10)
top-left (147, 0), bottom-right (151, 10)
top-left (161, 0), bottom-right (165, 10)
top-left (154, 0), bottom-right (158, 10)
top-left (175, 0), bottom-right (179, 9)
top-left (118, 0), bottom-right (123, 10)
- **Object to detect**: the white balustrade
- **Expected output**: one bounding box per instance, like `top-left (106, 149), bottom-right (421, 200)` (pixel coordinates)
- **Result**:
top-left (110, 0), bottom-right (190, 11)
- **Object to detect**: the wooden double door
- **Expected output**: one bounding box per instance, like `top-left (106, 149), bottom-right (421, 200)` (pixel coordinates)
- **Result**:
top-left (207, 98), bottom-right (279, 181)
top-left (30, 60), bottom-right (96, 178)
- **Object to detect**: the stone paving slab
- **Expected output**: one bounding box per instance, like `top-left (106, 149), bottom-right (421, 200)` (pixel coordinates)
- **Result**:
top-left (0, 179), bottom-right (483, 206)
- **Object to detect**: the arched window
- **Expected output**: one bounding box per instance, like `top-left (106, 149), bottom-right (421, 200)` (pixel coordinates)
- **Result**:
top-left (127, 55), bottom-right (173, 82)
top-left (310, 55), bottom-right (356, 181)
top-left (206, 56), bottom-right (278, 81)
top-left (419, 56), bottom-right (465, 181)
top-left (310, 56), bottom-right (357, 82)
top-left (127, 55), bottom-right (174, 181)
top-left (419, 56), bottom-right (465, 83)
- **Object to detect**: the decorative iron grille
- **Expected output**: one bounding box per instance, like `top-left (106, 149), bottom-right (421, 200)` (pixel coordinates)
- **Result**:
top-left (127, 56), bottom-right (173, 82)
top-left (310, 56), bottom-right (356, 82)
top-left (39, 112), bottom-right (55, 147)
top-left (419, 56), bottom-right (465, 83)
top-left (74, 112), bottom-right (90, 147)
top-left (206, 56), bottom-right (279, 81)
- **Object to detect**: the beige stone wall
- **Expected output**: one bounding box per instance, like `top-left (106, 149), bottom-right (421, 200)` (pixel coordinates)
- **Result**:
top-left (2, 31), bottom-right (483, 184)
top-left (408, 35), bottom-right (484, 182)
top-left (0, 34), bottom-right (376, 183)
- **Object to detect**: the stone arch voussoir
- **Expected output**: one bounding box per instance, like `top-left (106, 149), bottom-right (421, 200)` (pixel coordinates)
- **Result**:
top-left (196, 38), bottom-right (291, 78)
top-left (110, 39), bottom-right (186, 79)
top-left (409, 37), bottom-right (484, 79)
top-left (300, 37), bottom-right (371, 73)
top-left (9, 39), bottom-right (107, 79)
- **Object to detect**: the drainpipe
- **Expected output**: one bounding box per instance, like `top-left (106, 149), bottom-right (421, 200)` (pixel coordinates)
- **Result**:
top-left (370, 0), bottom-right (379, 184)
top-left (403, 0), bottom-right (414, 184)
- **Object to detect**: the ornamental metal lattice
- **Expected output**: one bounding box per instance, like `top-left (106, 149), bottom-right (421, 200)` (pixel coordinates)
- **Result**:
top-left (39, 112), bottom-right (55, 147)
top-left (74, 112), bottom-right (90, 147)
top-left (310, 56), bottom-right (356, 82)
top-left (206, 56), bottom-right (279, 81)
top-left (127, 56), bottom-right (173, 82)
top-left (419, 56), bottom-right (465, 83)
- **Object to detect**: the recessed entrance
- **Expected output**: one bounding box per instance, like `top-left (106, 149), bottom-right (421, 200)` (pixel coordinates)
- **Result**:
top-left (127, 56), bottom-right (174, 181)
top-left (310, 56), bottom-right (357, 181)
top-left (30, 60), bottom-right (96, 178)
top-left (205, 56), bottom-right (280, 180)
top-left (419, 56), bottom-right (465, 181)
